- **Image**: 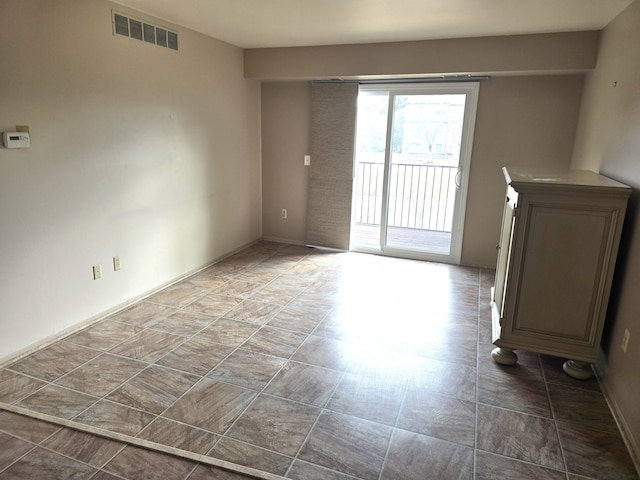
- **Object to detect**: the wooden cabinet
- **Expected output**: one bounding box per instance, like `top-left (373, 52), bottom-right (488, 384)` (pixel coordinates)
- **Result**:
top-left (490, 167), bottom-right (630, 379)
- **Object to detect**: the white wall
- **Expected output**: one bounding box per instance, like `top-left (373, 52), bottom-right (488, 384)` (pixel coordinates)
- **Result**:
top-left (0, 0), bottom-right (262, 360)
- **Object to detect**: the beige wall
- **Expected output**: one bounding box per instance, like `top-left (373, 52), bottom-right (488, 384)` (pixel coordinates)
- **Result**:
top-left (0, 0), bottom-right (262, 360)
top-left (256, 31), bottom-right (589, 266)
top-left (245, 31), bottom-right (599, 80)
top-left (571, 0), bottom-right (640, 461)
top-left (464, 75), bottom-right (584, 266)
top-left (261, 82), bottom-right (311, 244)
top-left (260, 76), bottom-right (583, 266)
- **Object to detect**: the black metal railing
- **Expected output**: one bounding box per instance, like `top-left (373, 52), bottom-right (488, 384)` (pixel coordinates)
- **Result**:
top-left (354, 162), bottom-right (457, 233)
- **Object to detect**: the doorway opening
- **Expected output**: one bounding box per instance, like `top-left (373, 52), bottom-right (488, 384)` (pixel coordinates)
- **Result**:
top-left (350, 82), bottom-right (479, 263)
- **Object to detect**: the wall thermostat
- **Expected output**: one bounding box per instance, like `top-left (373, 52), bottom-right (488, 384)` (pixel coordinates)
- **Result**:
top-left (3, 132), bottom-right (31, 149)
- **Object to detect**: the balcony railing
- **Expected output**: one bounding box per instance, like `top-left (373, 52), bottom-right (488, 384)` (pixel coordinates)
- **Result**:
top-left (354, 162), bottom-right (457, 233)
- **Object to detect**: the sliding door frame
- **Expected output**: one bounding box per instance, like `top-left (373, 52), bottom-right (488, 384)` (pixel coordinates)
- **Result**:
top-left (351, 82), bottom-right (480, 264)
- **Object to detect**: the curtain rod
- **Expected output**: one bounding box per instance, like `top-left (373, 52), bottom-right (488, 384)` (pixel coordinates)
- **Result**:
top-left (313, 75), bottom-right (489, 84)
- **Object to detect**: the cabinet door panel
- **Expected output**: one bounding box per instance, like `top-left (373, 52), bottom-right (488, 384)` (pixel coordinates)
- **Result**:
top-left (511, 206), bottom-right (610, 345)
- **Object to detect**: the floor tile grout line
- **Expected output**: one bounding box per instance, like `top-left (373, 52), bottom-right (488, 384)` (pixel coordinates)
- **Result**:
top-left (10, 353), bottom-right (210, 441)
top-left (204, 434), bottom-right (297, 471)
top-left (473, 269), bottom-right (482, 480)
top-left (286, 459), bottom-right (365, 480)
top-left (1, 369), bottom-right (57, 405)
top-left (54, 351), bottom-right (150, 395)
top-left (145, 281), bottom-right (296, 365)
top-left (194, 253), bottom-right (318, 379)
top-left (134, 411), bottom-right (221, 449)
top-left (70, 395), bottom-right (154, 431)
top-left (281, 407), bottom-right (339, 479)
top-left (540, 353), bottom-right (572, 476)
top-left (149, 313), bottom-right (238, 369)
top-left (475, 400), bottom-right (572, 423)
top-left (0, 427), bottom-right (58, 476)
top-left (472, 448), bottom-right (571, 475)
top-left (86, 437), bottom-right (129, 473)
top-left (410, 361), bottom-right (629, 436)
top-left (66, 318), bottom-right (151, 348)
top-left (100, 361), bottom-right (202, 414)
top-left (101, 326), bottom-right (191, 365)
top-left (19, 381), bottom-right (104, 425)
top-left (27, 433), bottom-right (126, 478)
top-left (138, 270), bottom-right (316, 458)
top-left (283, 368), bottom-right (350, 478)
top-left (89, 469), bottom-right (127, 480)
top-left (143, 288), bottom-right (209, 311)
top-left (210, 317), bottom-right (323, 462)
top-left (146, 338), bottom-right (248, 429)
top-left (0, 445), bottom-right (42, 476)
top-left (2, 366), bottom-right (120, 424)
top-left (209, 252), bottom-right (348, 475)
top-left (143, 285), bottom-right (328, 436)
top-left (0, 402), bottom-right (287, 480)
top-left (24, 345), bottom-right (185, 426)
top-left (177, 456), bottom-right (202, 480)
top-left (375, 378), bottom-right (411, 480)
top-left (7, 341), bottom-right (108, 383)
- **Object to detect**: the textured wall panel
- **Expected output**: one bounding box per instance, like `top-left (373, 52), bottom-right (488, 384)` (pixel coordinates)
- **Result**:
top-left (306, 82), bottom-right (358, 249)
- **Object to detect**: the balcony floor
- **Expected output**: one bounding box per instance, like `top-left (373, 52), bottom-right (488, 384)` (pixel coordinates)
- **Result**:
top-left (351, 223), bottom-right (452, 255)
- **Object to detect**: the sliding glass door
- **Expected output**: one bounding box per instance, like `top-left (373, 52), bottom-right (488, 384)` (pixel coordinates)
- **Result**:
top-left (351, 83), bottom-right (479, 263)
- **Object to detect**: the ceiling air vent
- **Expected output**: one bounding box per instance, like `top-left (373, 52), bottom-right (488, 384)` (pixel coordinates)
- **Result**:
top-left (112, 11), bottom-right (178, 51)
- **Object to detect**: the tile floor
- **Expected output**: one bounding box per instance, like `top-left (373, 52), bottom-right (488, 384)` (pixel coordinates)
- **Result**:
top-left (0, 241), bottom-right (638, 480)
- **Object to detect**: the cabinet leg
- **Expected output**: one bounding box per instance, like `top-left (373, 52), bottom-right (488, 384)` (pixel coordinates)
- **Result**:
top-left (491, 347), bottom-right (518, 366)
top-left (563, 360), bottom-right (594, 380)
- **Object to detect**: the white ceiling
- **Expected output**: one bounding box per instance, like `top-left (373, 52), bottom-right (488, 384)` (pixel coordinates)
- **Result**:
top-left (112, 0), bottom-right (635, 48)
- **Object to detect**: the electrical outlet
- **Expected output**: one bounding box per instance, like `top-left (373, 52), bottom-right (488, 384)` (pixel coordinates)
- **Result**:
top-left (281, 209), bottom-right (288, 219)
top-left (93, 264), bottom-right (102, 280)
top-left (113, 256), bottom-right (121, 271)
top-left (622, 328), bottom-right (630, 353)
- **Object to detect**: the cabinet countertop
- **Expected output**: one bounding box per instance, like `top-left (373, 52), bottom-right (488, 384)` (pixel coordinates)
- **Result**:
top-left (503, 167), bottom-right (631, 193)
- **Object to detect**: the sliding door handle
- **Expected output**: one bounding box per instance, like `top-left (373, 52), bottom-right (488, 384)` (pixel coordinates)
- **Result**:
top-left (455, 169), bottom-right (462, 189)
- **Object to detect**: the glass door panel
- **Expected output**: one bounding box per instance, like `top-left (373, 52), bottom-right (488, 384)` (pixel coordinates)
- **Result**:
top-left (351, 92), bottom-right (389, 250)
top-left (385, 94), bottom-right (466, 254)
